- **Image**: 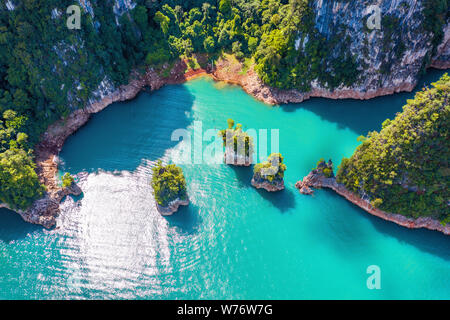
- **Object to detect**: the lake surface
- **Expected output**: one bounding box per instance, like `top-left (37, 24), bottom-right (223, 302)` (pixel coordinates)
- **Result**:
top-left (1, 70), bottom-right (449, 299)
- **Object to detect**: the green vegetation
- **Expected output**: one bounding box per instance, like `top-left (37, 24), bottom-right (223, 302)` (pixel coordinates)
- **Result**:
top-left (0, 0), bottom-right (167, 209)
top-left (423, 0), bottom-right (449, 52)
top-left (151, 161), bottom-right (188, 207)
top-left (337, 74), bottom-right (449, 222)
top-left (151, 0), bottom-right (359, 91)
top-left (0, 110), bottom-right (44, 210)
top-left (314, 158), bottom-right (334, 178)
top-left (62, 172), bottom-right (74, 188)
top-left (253, 153), bottom-right (287, 183)
top-left (219, 118), bottom-right (253, 159)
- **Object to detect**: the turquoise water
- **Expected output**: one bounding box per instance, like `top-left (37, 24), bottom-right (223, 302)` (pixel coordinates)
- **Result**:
top-left (1, 70), bottom-right (449, 299)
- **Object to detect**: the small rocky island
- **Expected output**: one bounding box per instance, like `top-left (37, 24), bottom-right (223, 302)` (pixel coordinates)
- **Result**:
top-left (59, 172), bottom-right (83, 198)
top-left (219, 119), bottom-right (254, 166)
top-left (151, 161), bottom-right (189, 215)
top-left (251, 153), bottom-right (287, 192)
top-left (296, 159), bottom-right (334, 195)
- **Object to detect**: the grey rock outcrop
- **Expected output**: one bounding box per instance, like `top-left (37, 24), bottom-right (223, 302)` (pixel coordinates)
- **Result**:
top-left (156, 199), bottom-right (190, 216)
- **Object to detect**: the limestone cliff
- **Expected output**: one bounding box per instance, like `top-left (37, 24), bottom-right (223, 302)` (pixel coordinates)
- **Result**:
top-left (78, 0), bottom-right (450, 107)
top-left (290, 0), bottom-right (450, 101)
top-left (52, 1), bottom-right (450, 108)
top-left (312, 0), bottom-right (445, 88)
top-left (156, 199), bottom-right (190, 216)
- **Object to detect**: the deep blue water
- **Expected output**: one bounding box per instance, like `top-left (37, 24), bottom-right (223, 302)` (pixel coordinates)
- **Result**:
top-left (0, 70), bottom-right (449, 299)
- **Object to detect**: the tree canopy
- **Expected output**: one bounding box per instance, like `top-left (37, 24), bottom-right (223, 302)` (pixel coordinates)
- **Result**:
top-left (151, 161), bottom-right (188, 207)
top-left (253, 153), bottom-right (287, 183)
top-left (337, 73), bottom-right (449, 222)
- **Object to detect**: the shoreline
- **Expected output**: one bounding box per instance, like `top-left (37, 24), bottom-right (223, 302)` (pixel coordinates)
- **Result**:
top-left (156, 199), bottom-right (190, 216)
top-left (296, 172), bottom-right (450, 236)
top-left (4, 55), bottom-right (449, 229)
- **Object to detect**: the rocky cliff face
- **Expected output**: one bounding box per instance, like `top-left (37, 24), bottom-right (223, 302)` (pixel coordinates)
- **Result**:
top-left (212, 1), bottom-right (449, 104)
top-left (432, 22), bottom-right (450, 68)
top-left (307, 0), bottom-right (449, 96)
top-left (61, 1), bottom-right (450, 107)
top-left (78, 0), bottom-right (136, 24)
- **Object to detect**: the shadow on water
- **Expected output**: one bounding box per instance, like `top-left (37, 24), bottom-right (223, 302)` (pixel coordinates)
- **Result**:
top-left (60, 84), bottom-right (196, 173)
top-left (368, 211), bottom-right (450, 262)
top-left (165, 204), bottom-right (202, 236)
top-left (256, 188), bottom-right (296, 213)
top-left (230, 165), bottom-right (296, 213)
top-left (281, 69), bottom-right (448, 135)
top-left (231, 165), bottom-right (254, 188)
top-left (323, 190), bottom-right (450, 262)
top-left (0, 208), bottom-right (41, 243)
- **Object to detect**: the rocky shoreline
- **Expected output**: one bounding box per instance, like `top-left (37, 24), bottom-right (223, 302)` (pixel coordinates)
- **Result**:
top-left (251, 178), bottom-right (285, 192)
top-left (156, 199), bottom-right (190, 216)
top-left (0, 182), bottom-right (82, 228)
top-left (3, 44), bottom-right (449, 228)
top-left (209, 53), bottom-right (449, 105)
top-left (5, 61), bottom-right (190, 228)
top-left (295, 171), bottom-right (450, 236)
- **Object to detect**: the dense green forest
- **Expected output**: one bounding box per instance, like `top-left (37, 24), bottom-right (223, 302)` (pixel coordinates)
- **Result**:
top-left (337, 74), bottom-right (449, 223)
top-left (0, 110), bottom-right (44, 209)
top-left (0, 0), bottom-right (448, 211)
top-left (151, 161), bottom-right (188, 207)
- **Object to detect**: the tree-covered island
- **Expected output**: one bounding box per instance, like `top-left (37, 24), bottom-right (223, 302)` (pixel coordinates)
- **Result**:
top-left (251, 153), bottom-right (287, 192)
top-left (219, 118), bottom-right (254, 166)
top-left (151, 161), bottom-right (189, 215)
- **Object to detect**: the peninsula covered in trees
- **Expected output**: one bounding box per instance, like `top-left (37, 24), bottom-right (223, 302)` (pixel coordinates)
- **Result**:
top-left (336, 74), bottom-right (449, 224)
